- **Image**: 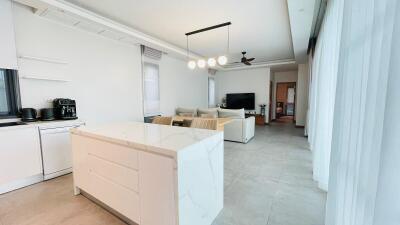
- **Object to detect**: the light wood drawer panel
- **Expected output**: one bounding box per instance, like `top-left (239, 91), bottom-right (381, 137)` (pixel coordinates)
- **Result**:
top-left (88, 154), bottom-right (139, 192)
top-left (88, 170), bottom-right (140, 223)
top-left (86, 138), bottom-right (138, 170)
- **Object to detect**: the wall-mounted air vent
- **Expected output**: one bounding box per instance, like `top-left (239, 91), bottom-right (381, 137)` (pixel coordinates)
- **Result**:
top-left (141, 45), bottom-right (162, 61)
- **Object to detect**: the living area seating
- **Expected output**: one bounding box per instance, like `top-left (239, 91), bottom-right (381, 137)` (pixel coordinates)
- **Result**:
top-left (152, 116), bottom-right (173, 125)
top-left (190, 118), bottom-right (218, 130)
top-left (217, 108), bottom-right (255, 143)
top-left (175, 107), bottom-right (255, 143)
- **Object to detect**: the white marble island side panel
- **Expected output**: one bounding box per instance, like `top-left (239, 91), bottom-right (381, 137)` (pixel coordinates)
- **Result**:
top-left (71, 122), bottom-right (224, 225)
top-left (177, 132), bottom-right (224, 225)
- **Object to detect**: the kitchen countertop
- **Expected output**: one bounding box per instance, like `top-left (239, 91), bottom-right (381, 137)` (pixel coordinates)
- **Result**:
top-left (71, 121), bottom-right (222, 157)
top-left (0, 119), bottom-right (84, 131)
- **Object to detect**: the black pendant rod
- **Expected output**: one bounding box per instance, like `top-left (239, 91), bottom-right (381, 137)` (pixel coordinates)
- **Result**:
top-left (185, 22), bottom-right (231, 36)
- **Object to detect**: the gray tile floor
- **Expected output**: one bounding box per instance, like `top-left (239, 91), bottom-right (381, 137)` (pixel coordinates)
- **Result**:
top-left (213, 123), bottom-right (326, 225)
top-left (0, 122), bottom-right (326, 225)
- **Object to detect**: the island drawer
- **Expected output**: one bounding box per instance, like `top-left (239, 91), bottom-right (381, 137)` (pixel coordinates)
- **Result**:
top-left (88, 153), bottom-right (139, 193)
top-left (85, 138), bottom-right (139, 170)
top-left (88, 169), bottom-right (140, 223)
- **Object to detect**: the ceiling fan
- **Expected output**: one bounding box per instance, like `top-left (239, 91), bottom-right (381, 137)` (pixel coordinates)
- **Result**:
top-left (235, 51), bottom-right (255, 65)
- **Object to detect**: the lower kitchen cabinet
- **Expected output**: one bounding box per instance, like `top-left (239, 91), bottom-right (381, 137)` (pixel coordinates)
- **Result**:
top-left (0, 126), bottom-right (43, 194)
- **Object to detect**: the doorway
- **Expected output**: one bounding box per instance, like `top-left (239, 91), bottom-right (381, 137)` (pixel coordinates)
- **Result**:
top-left (275, 82), bottom-right (296, 123)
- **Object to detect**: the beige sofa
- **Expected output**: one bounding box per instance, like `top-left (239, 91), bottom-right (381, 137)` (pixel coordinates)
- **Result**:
top-left (217, 108), bottom-right (255, 143)
top-left (175, 107), bottom-right (255, 143)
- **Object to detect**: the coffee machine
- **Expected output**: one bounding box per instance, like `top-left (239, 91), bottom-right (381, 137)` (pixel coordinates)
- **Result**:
top-left (53, 98), bottom-right (77, 120)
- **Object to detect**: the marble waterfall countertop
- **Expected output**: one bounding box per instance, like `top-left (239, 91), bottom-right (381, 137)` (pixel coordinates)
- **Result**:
top-left (72, 121), bottom-right (224, 225)
top-left (71, 121), bottom-right (222, 157)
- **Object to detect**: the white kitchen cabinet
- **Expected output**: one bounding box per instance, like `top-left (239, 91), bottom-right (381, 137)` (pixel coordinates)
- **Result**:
top-left (0, 0), bottom-right (18, 69)
top-left (0, 126), bottom-right (43, 194)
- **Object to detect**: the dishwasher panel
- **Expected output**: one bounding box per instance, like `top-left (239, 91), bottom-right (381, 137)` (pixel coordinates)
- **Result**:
top-left (40, 126), bottom-right (76, 180)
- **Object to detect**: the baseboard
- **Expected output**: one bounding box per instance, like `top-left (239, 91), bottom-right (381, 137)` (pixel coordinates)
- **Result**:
top-left (81, 190), bottom-right (138, 225)
top-left (44, 168), bottom-right (72, 180)
top-left (0, 174), bottom-right (43, 194)
top-left (295, 125), bottom-right (305, 128)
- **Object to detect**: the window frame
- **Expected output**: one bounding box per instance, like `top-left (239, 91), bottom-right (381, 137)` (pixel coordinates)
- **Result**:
top-left (0, 69), bottom-right (21, 119)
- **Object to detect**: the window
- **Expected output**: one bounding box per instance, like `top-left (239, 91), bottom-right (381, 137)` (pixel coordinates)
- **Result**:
top-left (208, 77), bottom-right (215, 107)
top-left (143, 62), bottom-right (160, 116)
top-left (0, 69), bottom-right (21, 118)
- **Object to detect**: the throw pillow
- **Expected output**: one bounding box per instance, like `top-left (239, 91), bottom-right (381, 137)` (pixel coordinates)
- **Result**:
top-left (200, 113), bottom-right (217, 118)
top-left (179, 112), bottom-right (195, 117)
top-left (176, 107), bottom-right (196, 117)
top-left (197, 108), bottom-right (218, 117)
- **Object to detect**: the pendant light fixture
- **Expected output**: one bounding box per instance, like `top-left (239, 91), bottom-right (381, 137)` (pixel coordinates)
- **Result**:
top-left (186, 36), bottom-right (196, 69)
top-left (185, 22), bottom-right (231, 70)
top-left (208, 58), bottom-right (217, 67)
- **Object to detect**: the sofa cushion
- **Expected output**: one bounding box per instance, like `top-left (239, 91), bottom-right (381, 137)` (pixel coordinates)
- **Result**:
top-left (176, 107), bottom-right (197, 117)
top-left (179, 112), bottom-right (195, 117)
top-left (200, 113), bottom-right (217, 118)
top-left (218, 108), bottom-right (245, 119)
top-left (197, 108), bottom-right (218, 117)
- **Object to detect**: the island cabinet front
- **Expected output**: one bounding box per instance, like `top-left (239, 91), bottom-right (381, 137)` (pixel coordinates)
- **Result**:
top-left (71, 129), bottom-right (223, 225)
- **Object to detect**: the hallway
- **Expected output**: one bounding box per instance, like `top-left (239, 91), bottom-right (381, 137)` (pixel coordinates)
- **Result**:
top-left (0, 124), bottom-right (326, 225)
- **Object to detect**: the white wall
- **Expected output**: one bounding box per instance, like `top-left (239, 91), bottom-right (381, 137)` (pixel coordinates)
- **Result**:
top-left (14, 4), bottom-right (143, 124)
top-left (295, 64), bottom-right (309, 126)
top-left (271, 70), bottom-right (298, 120)
top-left (159, 56), bottom-right (208, 116)
top-left (215, 67), bottom-right (271, 122)
top-left (12, 4), bottom-right (208, 124)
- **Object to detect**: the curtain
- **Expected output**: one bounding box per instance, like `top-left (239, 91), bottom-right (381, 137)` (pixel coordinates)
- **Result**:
top-left (324, 0), bottom-right (399, 225)
top-left (307, 0), bottom-right (344, 191)
top-left (143, 62), bottom-right (160, 116)
top-left (208, 77), bottom-right (215, 107)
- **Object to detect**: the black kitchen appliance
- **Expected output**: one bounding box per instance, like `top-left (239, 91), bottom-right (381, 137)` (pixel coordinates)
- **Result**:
top-left (21, 108), bottom-right (38, 122)
top-left (40, 108), bottom-right (55, 121)
top-left (53, 98), bottom-right (77, 120)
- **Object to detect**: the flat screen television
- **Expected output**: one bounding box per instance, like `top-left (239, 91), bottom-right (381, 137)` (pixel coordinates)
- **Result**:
top-left (226, 93), bottom-right (255, 110)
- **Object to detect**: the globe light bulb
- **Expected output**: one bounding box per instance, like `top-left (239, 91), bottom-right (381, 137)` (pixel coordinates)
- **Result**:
top-left (218, 55), bottom-right (228, 65)
top-left (207, 58), bottom-right (217, 67)
top-left (187, 60), bottom-right (196, 70)
top-left (197, 59), bottom-right (206, 68)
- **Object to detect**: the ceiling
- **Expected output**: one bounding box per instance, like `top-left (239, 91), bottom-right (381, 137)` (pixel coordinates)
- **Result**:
top-left (63, 0), bottom-right (295, 65)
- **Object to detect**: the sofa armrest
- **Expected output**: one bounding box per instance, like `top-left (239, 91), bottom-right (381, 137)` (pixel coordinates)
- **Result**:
top-left (242, 116), bottom-right (255, 143)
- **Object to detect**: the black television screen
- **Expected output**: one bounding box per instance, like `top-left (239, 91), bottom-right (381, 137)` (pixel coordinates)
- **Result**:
top-left (226, 93), bottom-right (255, 110)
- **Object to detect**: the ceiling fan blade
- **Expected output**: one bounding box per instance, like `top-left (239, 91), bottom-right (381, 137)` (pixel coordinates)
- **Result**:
top-left (247, 58), bottom-right (255, 61)
top-left (244, 61), bottom-right (251, 66)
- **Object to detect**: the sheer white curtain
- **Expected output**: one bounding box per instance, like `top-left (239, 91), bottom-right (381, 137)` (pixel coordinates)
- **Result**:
top-left (208, 77), bottom-right (215, 107)
top-left (324, 0), bottom-right (400, 225)
top-left (143, 62), bottom-right (160, 116)
top-left (307, 0), bottom-right (344, 191)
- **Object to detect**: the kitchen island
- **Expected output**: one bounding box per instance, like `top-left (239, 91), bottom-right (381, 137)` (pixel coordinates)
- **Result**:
top-left (71, 122), bottom-right (224, 225)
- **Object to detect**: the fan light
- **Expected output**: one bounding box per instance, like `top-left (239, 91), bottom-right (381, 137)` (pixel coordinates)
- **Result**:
top-left (188, 60), bottom-right (196, 70)
top-left (207, 58), bottom-right (217, 67)
top-left (197, 59), bottom-right (206, 68)
top-left (218, 55), bottom-right (228, 65)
